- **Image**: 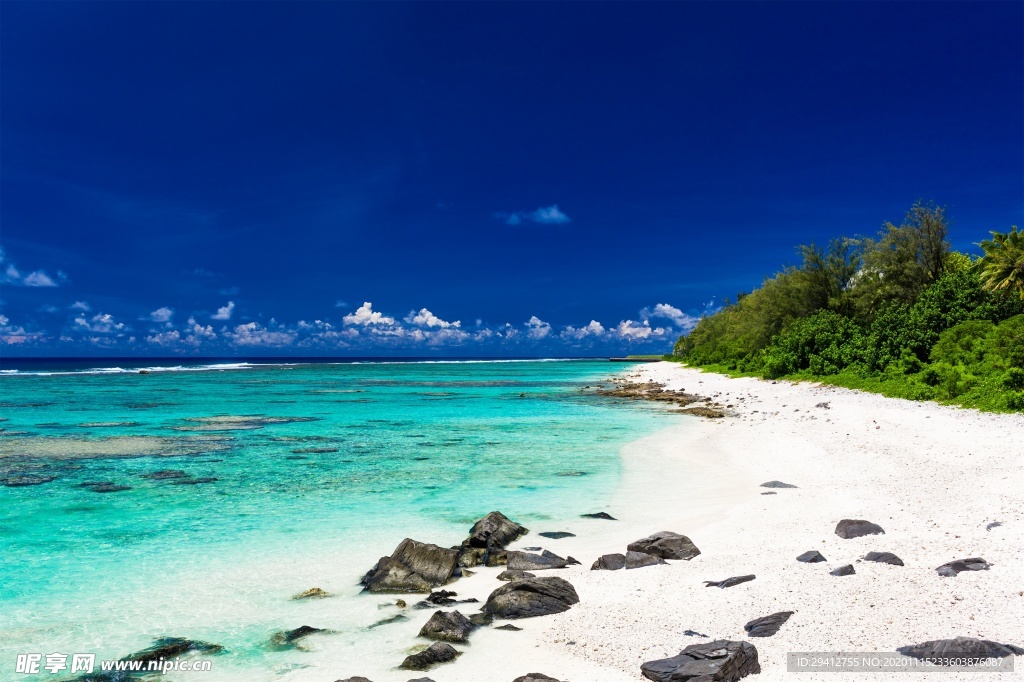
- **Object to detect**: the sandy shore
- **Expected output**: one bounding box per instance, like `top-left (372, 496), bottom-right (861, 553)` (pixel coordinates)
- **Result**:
top-left (389, 361), bottom-right (1024, 682)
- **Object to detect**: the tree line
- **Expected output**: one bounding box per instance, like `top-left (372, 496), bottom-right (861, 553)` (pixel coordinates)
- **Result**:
top-left (673, 202), bottom-right (1024, 412)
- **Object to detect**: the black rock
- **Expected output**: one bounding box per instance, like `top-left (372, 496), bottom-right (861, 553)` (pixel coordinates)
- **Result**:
top-left (507, 549), bottom-right (569, 571)
top-left (591, 553), bottom-right (626, 571)
top-left (835, 519), bottom-right (885, 539)
top-left (496, 624), bottom-right (522, 631)
top-left (407, 678), bottom-right (438, 682)
top-left (581, 512), bottom-right (617, 520)
top-left (704, 574), bottom-right (755, 588)
top-left (123, 637), bottom-right (223, 665)
top-left (744, 611), bottom-right (794, 637)
top-left (565, 556), bottom-right (580, 566)
top-left (760, 481), bottom-right (798, 488)
top-left (399, 642), bottom-right (460, 671)
top-left (986, 521), bottom-right (1002, 531)
top-left (538, 531), bottom-right (575, 539)
top-left (456, 546), bottom-right (507, 568)
top-left (796, 550), bottom-right (826, 563)
top-left (815, 402), bottom-right (831, 409)
top-left (465, 511), bottom-right (528, 549)
top-left (830, 564), bottom-right (856, 576)
top-left (898, 637), bottom-right (1024, 663)
top-left (497, 570), bottom-right (535, 581)
top-left (513, 675), bottom-right (561, 682)
top-left (863, 551), bottom-right (904, 566)
top-left (761, 492), bottom-right (777, 495)
top-left (361, 539), bottom-right (460, 593)
top-left (626, 551), bottom-right (667, 569)
top-left (468, 612), bottom-right (493, 627)
top-left (641, 639), bottom-right (760, 682)
top-left (482, 576), bottom-right (580, 619)
top-left (366, 614), bottom-right (408, 629)
top-left (683, 629), bottom-right (709, 637)
top-left (334, 678), bottom-right (375, 682)
top-left (413, 590), bottom-right (478, 609)
top-left (522, 547), bottom-right (541, 551)
top-left (627, 531), bottom-right (700, 560)
top-left (418, 610), bottom-right (473, 643)
top-left (936, 557), bottom-right (991, 577)
top-left (269, 626), bottom-right (325, 649)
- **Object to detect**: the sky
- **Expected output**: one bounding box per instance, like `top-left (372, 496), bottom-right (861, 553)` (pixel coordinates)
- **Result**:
top-left (1, 1), bottom-right (1021, 357)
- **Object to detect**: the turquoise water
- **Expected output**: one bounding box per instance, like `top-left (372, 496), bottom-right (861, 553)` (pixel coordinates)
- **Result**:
top-left (0, 360), bottom-right (675, 680)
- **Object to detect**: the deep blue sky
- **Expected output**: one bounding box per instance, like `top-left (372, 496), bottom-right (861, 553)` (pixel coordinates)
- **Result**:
top-left (1, 1), bottom-right (1021, 357)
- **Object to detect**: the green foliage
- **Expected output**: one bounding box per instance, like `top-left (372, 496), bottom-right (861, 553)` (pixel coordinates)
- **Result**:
top-left (977, 226), bottom-right (1024, 299)
top-left (674, 203), bottom-right (1024, 412)
top-left (760, 311), bottom-right (865, 378)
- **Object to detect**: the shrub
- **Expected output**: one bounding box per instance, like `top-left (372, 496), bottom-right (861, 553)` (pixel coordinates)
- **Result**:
top-left (759, 311), bottom-right (866, 379)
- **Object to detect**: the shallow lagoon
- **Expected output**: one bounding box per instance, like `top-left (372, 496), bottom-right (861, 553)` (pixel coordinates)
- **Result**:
top-left (0, 360), bottom-right (676, 680)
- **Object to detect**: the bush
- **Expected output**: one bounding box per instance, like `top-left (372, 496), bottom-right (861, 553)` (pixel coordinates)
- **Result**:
top-left (760, 311), bottom-right (866, 379)
top-left (1003, 368), bottom-right (1024, 391)
top-left (930, 320), bottom-right (995, 367)
top-left (1006, 391), bottom-right (1024, 411)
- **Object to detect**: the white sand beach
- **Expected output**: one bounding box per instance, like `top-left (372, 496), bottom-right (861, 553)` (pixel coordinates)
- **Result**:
top-left (398, 361), bottom-right (1024, 682)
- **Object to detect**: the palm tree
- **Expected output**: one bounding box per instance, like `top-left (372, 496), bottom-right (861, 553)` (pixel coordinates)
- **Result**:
top-left (977, 226), bottom-right (1024, 299)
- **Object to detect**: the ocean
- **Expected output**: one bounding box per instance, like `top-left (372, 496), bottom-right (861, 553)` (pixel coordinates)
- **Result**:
top-left (0, 359), bottom-right (676, 680)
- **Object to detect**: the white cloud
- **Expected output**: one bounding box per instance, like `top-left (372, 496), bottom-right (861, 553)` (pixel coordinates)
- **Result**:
top-left (496, 204), bottom-right (572, 226)
top-left (70, 301), bottom-right (91, 312)
top-left (74, 313), bottom-right (127, 334)
top-left (561, 320), bottom-right (605, 341)
top-left (405, 307), bottom-right (460, 329)
top-left (612, 319), bottom-right (669, 341)
top-left (149, 307), bottom-right (174, 323)
top-left (335, 300), bottom-right (349, 308)
top-left (226, 321), bottom-right (296, 347)
top-left (0, 314), bottom-right (46, 345)
top-left (211, 301), bottom-right (235, 320)
top-left (22, 271), bottom-right (58, 287)
top-left (525, 315), bottom-right (551, 340)
top-left (0, 248), bottom-right (60, 287)
top-left (145, 330), bottom-right (181, 346)
top-left (640, 303), bottom-right (699, 332)
top-left (343, 302), bottom-right (395, 326)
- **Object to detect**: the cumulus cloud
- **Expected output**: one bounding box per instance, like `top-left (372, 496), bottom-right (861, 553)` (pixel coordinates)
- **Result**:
top-left (226, 321), bottom-right (296, 347)
top-left (612, 319), bottom-right (669, 341)
top-left (70, 301), bottom-right (91, 312)
top-left (525, 315), bottom-right (552, 340)
top-left (0, 248), bottom-right (60, 287)
top-left (640, 303), bottom-right (699, 332)
top-left (0, 314), bottom-right (47, 345)
top-left (211, 301), bottom-right (235, 320)
top-left (74, 313), bottom-right (127, 334)
top-left (561, 320), bottom-right (605, 341)
top-left (496, 204), bottom-right (572, 226)
top-left (22, 271), bottom-right (58, 287)
top-left (149, 307), bottom-right (174, 323)
top-left (343, 302), bottom-right (395, 326)
top-left (145, 330), bottom-right (181, 346)
top-left (405, 308), bottom-right (460, 329)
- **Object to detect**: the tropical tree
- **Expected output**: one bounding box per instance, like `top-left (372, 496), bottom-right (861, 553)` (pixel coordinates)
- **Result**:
top-left (977, 226), bottom-right (1024, 299)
